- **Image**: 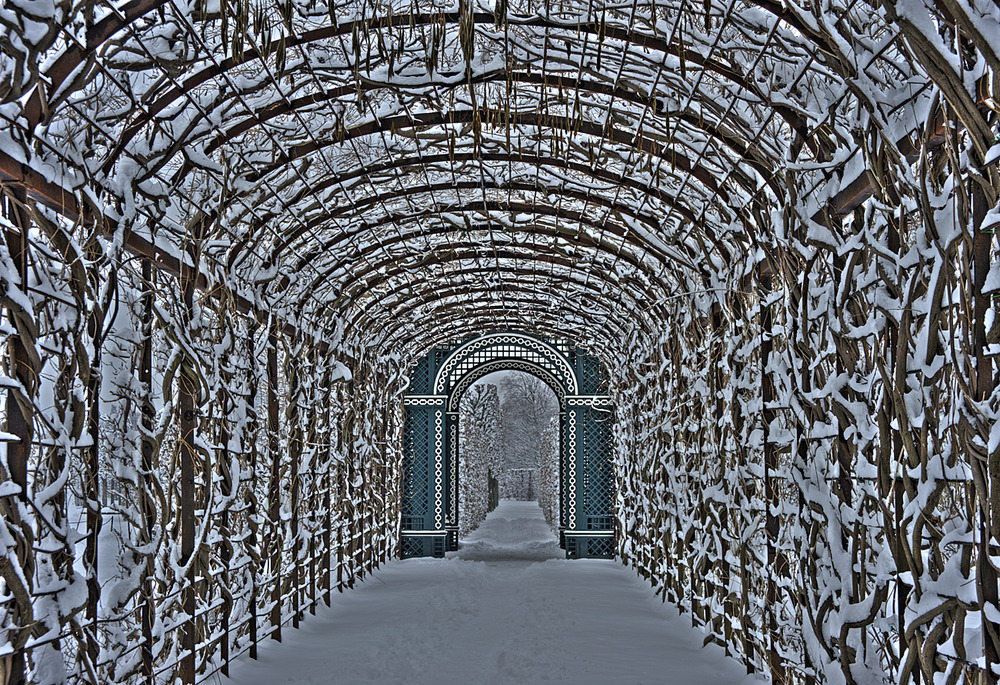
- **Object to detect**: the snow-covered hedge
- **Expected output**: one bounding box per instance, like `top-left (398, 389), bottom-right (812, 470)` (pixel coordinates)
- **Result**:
top-left (458, 384), bottom-right (502, 536)
top-left (615, 154), bottom-right (999, 685)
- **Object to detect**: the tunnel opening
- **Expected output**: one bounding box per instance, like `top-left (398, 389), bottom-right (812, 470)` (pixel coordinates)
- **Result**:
top-left (457, 370), bottom-right (560, 542)
top-left (400, 332), bottom-right (614, 559)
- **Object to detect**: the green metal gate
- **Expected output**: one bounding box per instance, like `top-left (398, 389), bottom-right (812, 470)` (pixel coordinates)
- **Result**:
top-left (400, 333), bottom-right (614, 559)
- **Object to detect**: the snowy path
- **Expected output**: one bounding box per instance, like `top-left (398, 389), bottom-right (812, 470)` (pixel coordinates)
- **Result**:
top-left (223, 501), bottom-right (757, 685)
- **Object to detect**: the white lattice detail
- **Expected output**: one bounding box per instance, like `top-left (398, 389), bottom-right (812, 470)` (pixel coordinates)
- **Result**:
top-left (404, 396), bottom-right (448, 406)
top-left (566, 396), bottom-right (614, 407)
top-left (568, 409), bottom-right (577, 530)
top-left (434, 410), bottom-right (443, 530)
top-left (434, 333), bottom-right (577, 394)
top-left (450, 421), bottom-right (458, 522)
top-left (448, 359), bottom-right (565, 411)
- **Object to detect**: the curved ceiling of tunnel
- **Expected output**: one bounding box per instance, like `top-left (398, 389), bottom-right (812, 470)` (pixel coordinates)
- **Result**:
top-left (11, 0), bottom-right (926, 358)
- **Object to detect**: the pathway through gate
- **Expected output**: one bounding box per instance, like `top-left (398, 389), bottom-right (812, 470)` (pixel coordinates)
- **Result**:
top-left (225, 501), bottom-right (756, 684)
top-left (402, 333), bottom-right (615, 559)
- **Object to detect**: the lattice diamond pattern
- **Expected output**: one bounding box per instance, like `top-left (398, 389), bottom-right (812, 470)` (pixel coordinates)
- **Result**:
top-left (578, 354), bottom-right (607, 394)
top-left (409, 356), bottom-right (432, 394)
top-left (586, 537), bottom-right (615, 558)
top-left (402, 409), bottom-right (430, 517)
top-left (580, 407), bottom-right (613, 517)
top-left (401, 537), bottom-right (424, 558)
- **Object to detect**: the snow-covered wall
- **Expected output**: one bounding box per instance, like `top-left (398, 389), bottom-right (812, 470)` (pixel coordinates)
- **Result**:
top-left (0, 214), bottom-right (406, 682)
top-left (614, 158), bottom-right (998, 683)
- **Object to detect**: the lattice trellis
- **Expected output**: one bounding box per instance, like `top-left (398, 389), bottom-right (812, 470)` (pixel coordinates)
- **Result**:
top-left (402, 407), bottom-right (431, 518)
top-left (1, 0), bottom-right (998, 680)
top-left (577, 354), bottom-right (608, 395)
top-left (435, 334), bottom-right (578, 395)
top-left (580, 406), bottom-right (614, 519)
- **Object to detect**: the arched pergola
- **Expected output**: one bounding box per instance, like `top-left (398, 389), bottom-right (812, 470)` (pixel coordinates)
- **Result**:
top-left (0, 0), bottom-right (998, 683)
top-left (401, 332), bottom-right (613, 557)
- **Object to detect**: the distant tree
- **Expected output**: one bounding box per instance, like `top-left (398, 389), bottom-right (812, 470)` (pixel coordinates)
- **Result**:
top-left (537, 417), bottom-right (560, 527)
top-left (497, 373), bottom-right (558, 497)
top-left (458, 384), bottom-right (503, 535)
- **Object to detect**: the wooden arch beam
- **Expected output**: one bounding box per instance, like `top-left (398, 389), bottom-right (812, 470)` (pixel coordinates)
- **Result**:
top-left (373, 298), bottom-right (637, 356)
top-left (329, 254), bottom-right (657, 349)
top-left (199, 71), bottom-right (775, 186)
top-left (316, 245), bottom-right (659, 332)
top-left (223, 152), bottom-right (731, 273)
top-left (90, 7), bottom-right (811, 169)
top-left (244, 109), bottom-right (742, 201)
top-left (398, 316), bottom-right (619, 363)
top-left (229, 151), bottom-right (714, 258)
top-left (300, 226), bottom-right (669, 314)
top-left (288, 200), bottom-right (703, 302)
top-left (276, 179), bottom-right (690, 272)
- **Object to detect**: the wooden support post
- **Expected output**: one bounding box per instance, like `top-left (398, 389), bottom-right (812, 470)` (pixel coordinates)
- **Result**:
top-left (245, 326), bottom-right (260, 660)
top-left (286, 340), bottom-right (302, 629)
top-left (759, 266), bottom-right (786, 684)
top-left (1, 187), bottom-right (33, 685)
top-left (692, 400), bottom-right (706, 628)
top-left (83, 236), bottom-right (103, 674)
top-left (669, 341), bottom-right (685, 609)
top-left (266, 325), bottom-right (282, 641)
top-left (871, 204), bottom-right (910, 669)
top-left (218, 359), bottom-right (233, 676)
top-left (139, 259), bottom-right (155, 685)
top-left (178, 243), bottom-right (199, 685)
top-left (337, 516), bottom-right (345, 592)
top-left (973, 179), bottom-right (1000, 685)
top-left (711, 306), bottom-right (733, 654)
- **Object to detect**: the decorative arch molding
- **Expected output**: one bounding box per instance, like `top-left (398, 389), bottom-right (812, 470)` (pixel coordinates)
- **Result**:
top-left (400, 333), bottom-right (614, 559)
top-left (433, 332), bottom-right (579, 396)
top-left (447, 359), bottom-right (565, 412)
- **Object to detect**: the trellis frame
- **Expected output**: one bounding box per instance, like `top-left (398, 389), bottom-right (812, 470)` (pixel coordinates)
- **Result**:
top-left (1, 0), bottom-right (1000, 683)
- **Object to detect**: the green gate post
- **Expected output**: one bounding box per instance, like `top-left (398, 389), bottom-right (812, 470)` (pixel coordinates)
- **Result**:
top-left (400, 396), bottom-right (448, 558)
top-left (445, 410), bottom-right (460, 551)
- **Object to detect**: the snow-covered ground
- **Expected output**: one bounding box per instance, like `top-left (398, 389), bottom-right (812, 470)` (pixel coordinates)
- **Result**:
top-left (223, 501), bottom-right (761, 684)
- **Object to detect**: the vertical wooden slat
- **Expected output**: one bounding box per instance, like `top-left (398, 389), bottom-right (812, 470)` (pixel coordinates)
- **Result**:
top-left (266, 325), bottom-right (282, 641)
top-left (286, 338), bottom-right (302, 629)
top-left (973, 178), bottom-right (1000, 685)
top-left (1, 187), bottom-right (32, 685)
top-left (139, 258), bottom-right (155, 685)
top-left (218, 333), bottom-right (233, 676)
top-left (711, 305), bottom-right (733, 655)
top-left (759, 266), bottom-right (786, 684)
top-left (246, 325), bottom-right (260, 661)
top-left (178, 236), bottom-right (199, 685)
top-left (727, 291), bottom-right (755, 675)
top-left (83, 234), bottom-right (103, 674)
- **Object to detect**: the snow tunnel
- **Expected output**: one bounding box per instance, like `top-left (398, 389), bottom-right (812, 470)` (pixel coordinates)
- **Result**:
top-left (0, 0), bottom-right (998, 682)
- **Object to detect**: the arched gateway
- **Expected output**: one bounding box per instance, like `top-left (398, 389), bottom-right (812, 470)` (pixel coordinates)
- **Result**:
top-left (401, 333), bottom-right (614, 559)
